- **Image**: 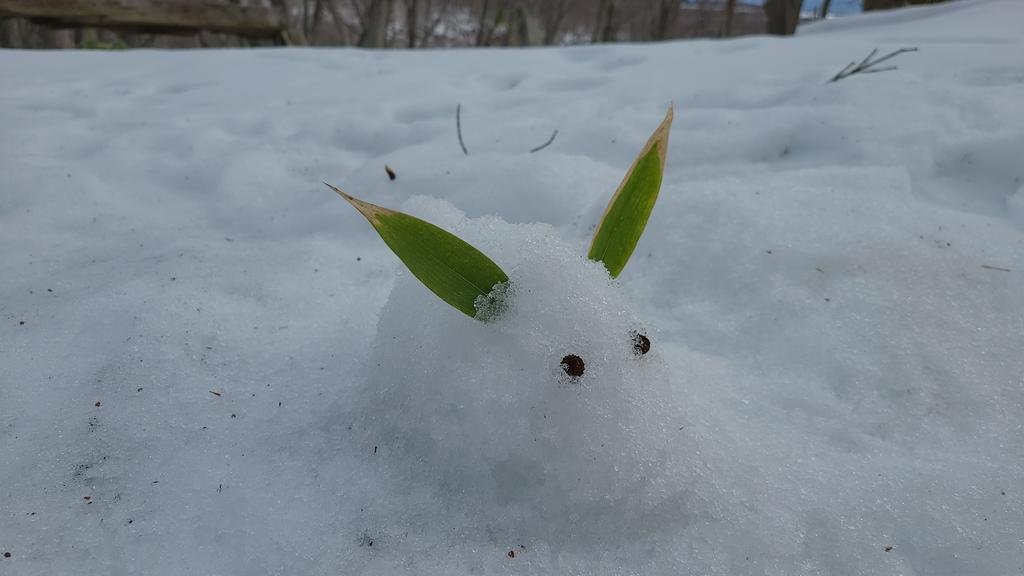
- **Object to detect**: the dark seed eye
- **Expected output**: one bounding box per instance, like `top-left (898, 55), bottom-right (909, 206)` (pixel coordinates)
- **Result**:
top-left (631, 331), bottom-right (651, 356)
top-left (561, 354), bottom-right (585, 378)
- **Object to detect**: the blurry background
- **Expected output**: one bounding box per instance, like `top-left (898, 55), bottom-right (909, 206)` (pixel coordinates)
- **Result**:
top-left (0, 0), bottom-right (945, 49)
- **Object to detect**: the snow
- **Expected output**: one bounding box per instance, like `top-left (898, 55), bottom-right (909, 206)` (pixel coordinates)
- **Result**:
top-left (2, 0), bottom-right (1023, 574)
top-left (351, 197), bottom-right (692, 573)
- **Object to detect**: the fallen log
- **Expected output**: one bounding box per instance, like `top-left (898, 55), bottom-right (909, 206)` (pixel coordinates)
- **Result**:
top-left (0, 0), bottom-right (287, 38)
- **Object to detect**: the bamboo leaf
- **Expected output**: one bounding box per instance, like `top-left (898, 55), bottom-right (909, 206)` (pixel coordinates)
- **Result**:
top-left (588, 106), bottom-right (674, 278)
top-left (326, 183), bottom-right (509, 319)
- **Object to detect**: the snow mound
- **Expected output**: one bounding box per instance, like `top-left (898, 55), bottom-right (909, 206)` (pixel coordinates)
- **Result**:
top-left (355, 198), bottom-right (690, 521)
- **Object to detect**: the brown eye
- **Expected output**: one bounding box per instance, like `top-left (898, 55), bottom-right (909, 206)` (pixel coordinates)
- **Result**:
top-left (561, 354), bottom-right (585, 378)
top-left (631, 331), bottom-right (651, 356)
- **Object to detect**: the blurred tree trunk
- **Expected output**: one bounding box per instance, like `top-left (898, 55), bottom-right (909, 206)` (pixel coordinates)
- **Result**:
top-left (311, 0), bottom-right (324, 40)
top-left (763, 0), bottom-right (803, 35)
top-left (301, 0), bottom-right (324, 44)
top-left (322, 0), bottom-right (353, 45)
top-left (303, 0), bottom-right (310, 36)
top-left (404, 0), bottom-right (418, 47)
top-left (592, 0), bottom-right (616, 43)
top-left (474, 0), bottom-right (490, 45)
top-left (358, 0), bottom-right (392, 47)
top-left (385, 0), bottom-right (395, 45)
top-left (723, 0), bottom-right (736, 36)
top-left (530, 0), bottom-right (567, 45)
top-left (490, 2), bottom-right (507, 45)
top-left (650, 0), bottom-right (677, 41)
top-left (819, 0), bottom-right (833, 18)
top-left (417, 0), bottom-right (445, 46)
top-left (509, 5), bottom-right (528, 45)
top-left (475, 0), bottom-right (513, 46)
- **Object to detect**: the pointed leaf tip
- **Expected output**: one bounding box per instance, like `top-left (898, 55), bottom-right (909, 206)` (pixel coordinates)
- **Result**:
top-left (587, 106), bottom-right (674, 278)
top-left (325, 182), bottom-right (392, 224)
top-left (327, 183), bottom-right (509, 320)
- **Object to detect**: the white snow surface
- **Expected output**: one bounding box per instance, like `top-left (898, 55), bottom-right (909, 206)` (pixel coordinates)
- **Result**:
top-left (2, 1), bottom-right (1023, 574)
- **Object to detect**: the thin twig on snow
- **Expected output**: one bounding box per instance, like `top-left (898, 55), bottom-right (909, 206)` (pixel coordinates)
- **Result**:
top-left (828, 47), bottom-right (918, 83)
top-left (455, 104), bottom-right (559, 155)
top-left (528, 129), bottom-right (559, 153)
top-left (456, 103), bottom-right (469, 156)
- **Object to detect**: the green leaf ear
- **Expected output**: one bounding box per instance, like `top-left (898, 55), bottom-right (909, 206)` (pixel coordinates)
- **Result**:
top-left (326, 183), bottom-right (509, 320)
top-left (588, 106), bottom-right (673, 278)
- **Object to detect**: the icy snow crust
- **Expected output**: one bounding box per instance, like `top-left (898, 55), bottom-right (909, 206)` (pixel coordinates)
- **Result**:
top-left (2, 0), bottom-right (1024, 574)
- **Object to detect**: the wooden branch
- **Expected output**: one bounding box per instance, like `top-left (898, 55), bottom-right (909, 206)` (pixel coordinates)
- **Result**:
top-left (0, 0), bottom-right (287, 37)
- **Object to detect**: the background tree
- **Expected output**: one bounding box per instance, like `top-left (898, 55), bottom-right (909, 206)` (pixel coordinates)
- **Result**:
top-left (763, 0), bottom-right (803, 35)
top-left (648, 0), bottom-right (679, 41)
top-left (527, 0), bottom-right (569, 45)
top-left (402, 0), bottom-right (418, 46)
top-left (592, 0), bottom-right (618, 43)
top-left (723, 0), bottom-right (736, 36)
top-left (818, 0), bottom-right (833, 18)
top-left (357, 0), bottom-right (393, 47)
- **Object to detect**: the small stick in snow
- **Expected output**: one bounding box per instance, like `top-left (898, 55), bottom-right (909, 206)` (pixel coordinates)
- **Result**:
top-left (456, 103), bottom-right (469, 156)
top-left (456, 103), bottom-right (559, 155)
top-left (528, 129), bottom-right (559, 153)
top-left (981, 264), bottom-right (1011, 272)
top-left (828, 47), bottom-right (918, 83)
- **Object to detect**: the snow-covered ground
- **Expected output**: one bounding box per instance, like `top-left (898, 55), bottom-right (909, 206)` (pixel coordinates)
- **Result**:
top-left (2, 1), bottom-right (1023, 574)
